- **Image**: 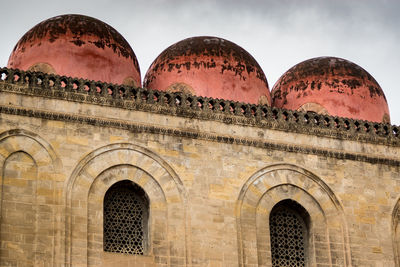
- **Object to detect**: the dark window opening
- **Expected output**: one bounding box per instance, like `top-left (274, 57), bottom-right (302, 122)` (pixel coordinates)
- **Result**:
top-left (104, 180), bottom-right (149, 255)
top-left (270, 200), bottom-right (309, 267)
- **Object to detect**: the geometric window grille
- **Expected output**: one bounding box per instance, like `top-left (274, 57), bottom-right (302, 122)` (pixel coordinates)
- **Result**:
top-left (270, 201), bottom-right (308, 267)
top-left (104, 180), bottom-right (149, 255)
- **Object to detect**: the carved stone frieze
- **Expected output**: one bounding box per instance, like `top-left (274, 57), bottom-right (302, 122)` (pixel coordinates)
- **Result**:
top-left (0, 67), bottom-right (399, 147)
top-left (0, 105), bottom-right (398, 167)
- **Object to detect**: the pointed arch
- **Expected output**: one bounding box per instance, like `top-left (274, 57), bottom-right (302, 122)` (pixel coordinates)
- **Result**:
top-left (0, 129), bottom-right (62, 266)
top-left (236, 163), bottom-right (351, 267)
top-left (0, 129), bottom-right (60, 169)
top-left (64, 143), bottom-right (189, 266)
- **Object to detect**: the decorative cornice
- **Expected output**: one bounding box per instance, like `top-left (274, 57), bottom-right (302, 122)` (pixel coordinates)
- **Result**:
top-left (0, 105), bottom-right (399, 167)
top-left (0, 67), bottom-right (399, 147)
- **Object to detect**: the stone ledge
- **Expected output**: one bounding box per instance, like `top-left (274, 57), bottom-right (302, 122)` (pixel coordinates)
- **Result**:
top-left (0, 105), bottom-right (399, 167)
top-left (0, 67), bottom-right (399, 147)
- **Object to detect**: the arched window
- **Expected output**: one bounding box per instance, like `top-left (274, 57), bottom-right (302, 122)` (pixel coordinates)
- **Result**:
top-left (269, 200), bottom-right (309, 267)
top-left (104, 180), bottom-right (149, 255)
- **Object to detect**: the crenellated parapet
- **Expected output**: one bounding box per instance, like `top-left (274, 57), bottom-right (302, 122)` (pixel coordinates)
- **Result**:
top-left (0, 67), bottom-right (399, 146)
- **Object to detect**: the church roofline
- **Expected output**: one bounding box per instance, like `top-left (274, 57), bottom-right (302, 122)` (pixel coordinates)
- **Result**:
top-left (0, 67), bottom-right (399, 147)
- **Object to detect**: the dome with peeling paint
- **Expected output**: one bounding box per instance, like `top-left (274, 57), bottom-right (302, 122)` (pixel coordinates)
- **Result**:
top-left (271, 57), bottom-right (390, 123)
top-left (143, 36), bottom-right (271, 105)
top-left (8, 14), bottom-right (141, 87)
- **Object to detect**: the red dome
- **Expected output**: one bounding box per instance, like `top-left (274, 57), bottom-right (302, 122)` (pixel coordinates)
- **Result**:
top-left (8, 14), bottom-right (141, 87)
top-left (271, 57), bottom-right (390, 123)
top-left (144, 36), bottom-right (270, 105)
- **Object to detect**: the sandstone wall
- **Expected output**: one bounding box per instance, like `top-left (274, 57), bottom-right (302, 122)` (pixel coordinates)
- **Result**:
top-left (0, 73), bottom-right (399, 267)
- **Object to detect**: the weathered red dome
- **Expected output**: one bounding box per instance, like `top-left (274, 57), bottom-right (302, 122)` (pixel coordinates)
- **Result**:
top-left (8, 14), bottom-right (141, 86)
top-left (144, 36), bottom-right (270, 105)
top-left (271, 57), bottom-right (390, 123)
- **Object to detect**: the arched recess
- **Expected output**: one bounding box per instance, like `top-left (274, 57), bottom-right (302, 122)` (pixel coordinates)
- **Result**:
top-left (236, 163), bottom-right (351, 267)
top-left (392, 197), bottom-right (400, 266)
top-left (0, 129), bottom-right (61, 266)
top-left (65, 143), bottom-right (189, 267)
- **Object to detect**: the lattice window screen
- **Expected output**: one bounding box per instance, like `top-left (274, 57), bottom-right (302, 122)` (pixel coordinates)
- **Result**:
top-left (270, 206), bottom-right (306, 267)
top-left (104, 181), bottom-right (148, 255)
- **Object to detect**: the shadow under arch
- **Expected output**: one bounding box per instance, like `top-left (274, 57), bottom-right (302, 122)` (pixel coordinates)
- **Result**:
top-left (64, 143), bottom-right (190, 266)
top-left (236, 163), bottom-right (351, 267)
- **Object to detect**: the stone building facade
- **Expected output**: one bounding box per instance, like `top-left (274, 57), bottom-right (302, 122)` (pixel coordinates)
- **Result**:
top-left (1, 13), bottom-right (400, 267)
top-left (0, 66), bottom-right (399, 267)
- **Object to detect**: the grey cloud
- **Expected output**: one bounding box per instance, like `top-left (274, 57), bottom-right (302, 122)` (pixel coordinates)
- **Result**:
top-left (0, 0), bottom-right (399, 124)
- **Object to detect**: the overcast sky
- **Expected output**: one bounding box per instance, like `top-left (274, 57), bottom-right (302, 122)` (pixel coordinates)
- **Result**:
top-left (1, 0), bottom-right (399, 125)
